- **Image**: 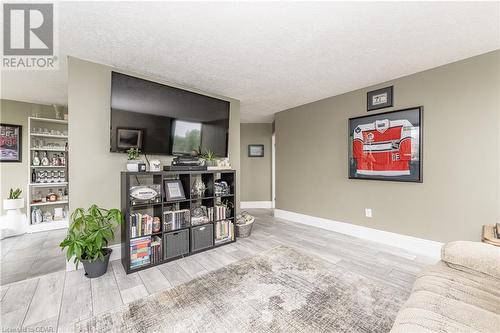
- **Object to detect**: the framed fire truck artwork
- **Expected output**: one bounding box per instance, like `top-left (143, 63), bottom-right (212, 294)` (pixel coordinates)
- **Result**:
top-left (348, 107), bottom-right (423, 183)
top-left (0, 124), bottom-right (22, 162)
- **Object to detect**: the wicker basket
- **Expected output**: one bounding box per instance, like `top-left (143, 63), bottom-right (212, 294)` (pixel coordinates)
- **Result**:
top-left (235, 216), bottom-right (255, 238)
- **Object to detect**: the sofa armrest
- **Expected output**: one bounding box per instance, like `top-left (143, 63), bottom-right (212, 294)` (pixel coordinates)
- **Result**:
top-left (441, 241), bottom-right (500, 279)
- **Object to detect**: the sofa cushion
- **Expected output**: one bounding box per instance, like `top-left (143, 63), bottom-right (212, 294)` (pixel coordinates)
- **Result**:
top-left (391, 261), bottom-right (500, 332)
top-left (441, 241), bottom-right (500, 279)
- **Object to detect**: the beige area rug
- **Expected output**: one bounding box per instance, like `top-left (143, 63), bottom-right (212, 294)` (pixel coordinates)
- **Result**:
top-left (76, 246), bottom-right (409, 332)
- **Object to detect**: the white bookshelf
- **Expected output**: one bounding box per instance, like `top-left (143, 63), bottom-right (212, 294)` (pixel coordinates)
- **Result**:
top-left (27, 117), bottom-right (69, 233)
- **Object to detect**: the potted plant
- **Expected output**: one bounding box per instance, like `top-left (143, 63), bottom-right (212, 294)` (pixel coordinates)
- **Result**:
top-left (1, 188), bottom-right (27, 239)
top-left (3, 188), bottom-right (23, 210)
top-left (60, 205), bottom-right (122, 278)
top-left (201, 149), bottom-right (217, 167)
top-left (126, 148), bottom-right (141, 171)
top-left (222, 199), bottom-right (234, 218)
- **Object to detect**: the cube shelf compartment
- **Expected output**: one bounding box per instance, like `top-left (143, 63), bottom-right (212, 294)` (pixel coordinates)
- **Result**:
top-left (121, 170), bottom-right (236, 274)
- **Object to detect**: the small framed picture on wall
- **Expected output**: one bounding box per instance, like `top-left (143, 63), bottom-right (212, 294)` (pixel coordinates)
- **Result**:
top-left (367, 86), bottom-right (393, 111)
top-left (248, 144), bottom-right (264, 157)
top-left (0, 124), bottom-right (22, 162)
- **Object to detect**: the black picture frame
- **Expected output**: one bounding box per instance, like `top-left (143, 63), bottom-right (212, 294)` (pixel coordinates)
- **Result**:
top-left (0, 123), bottom-right (22, 162)
top-left (248, 144), bottom-right (264, 157)
top-left (367, 86), bottom-right (393, 111)
top-left (164, 179), bottom-right (186, 201)
top-left (117, 128), bottom-right (143, 150)
top-left (348, 106), bottom-right (423, 183)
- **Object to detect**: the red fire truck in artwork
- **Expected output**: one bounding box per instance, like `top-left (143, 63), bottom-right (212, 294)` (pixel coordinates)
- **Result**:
top-left (352, 119), bottom-right (413, 176)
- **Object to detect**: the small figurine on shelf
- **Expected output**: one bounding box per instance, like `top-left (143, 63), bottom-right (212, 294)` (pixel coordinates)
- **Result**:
top-left (46, 189), bottom-right (57, 202)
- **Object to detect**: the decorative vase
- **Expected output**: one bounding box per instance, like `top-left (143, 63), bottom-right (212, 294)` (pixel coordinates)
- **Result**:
top-left (82, 248), bottom-right (112, 278)
top-left (191, 178), bottom-right (206, 198)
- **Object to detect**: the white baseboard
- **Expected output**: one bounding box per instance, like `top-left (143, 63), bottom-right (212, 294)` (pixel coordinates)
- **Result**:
top-left (241, 201), bottom-right (273, 209)
top-left (274, 209), bottom-right (443, 260)
top-left (66, 243), bottom-right (122, 271)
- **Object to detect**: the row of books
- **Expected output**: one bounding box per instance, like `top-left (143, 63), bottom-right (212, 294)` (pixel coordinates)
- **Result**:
top-left (150, 236), bottom-right (162, 264)
top-left (130, 213), bottom-right (154, 238)
top-left (214, 205), bottom-right (228, 220)
top-left (130, 236), bottom-right (151, 268)
top-left (215, 220), bottom-right (234, 243)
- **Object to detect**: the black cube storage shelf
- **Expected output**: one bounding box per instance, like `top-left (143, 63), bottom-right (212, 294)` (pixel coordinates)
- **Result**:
top-left (121, 170), bottom-right (236, 274)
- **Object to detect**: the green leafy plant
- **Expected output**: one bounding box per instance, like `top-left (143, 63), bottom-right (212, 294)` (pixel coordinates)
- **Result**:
top-left (201, 149), bottom-right (216, 161)
top-left (127, 148), bottom-right (140, 160)
top-left (60, 205), bottom-right (122, 268)
top-left (8, 188), bottom-right (22, 199)
top-left (221, 199), bottom-right (234, 209)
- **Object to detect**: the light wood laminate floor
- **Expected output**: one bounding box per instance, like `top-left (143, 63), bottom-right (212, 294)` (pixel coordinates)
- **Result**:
top-left (0, 209), bottom-right (434, 332)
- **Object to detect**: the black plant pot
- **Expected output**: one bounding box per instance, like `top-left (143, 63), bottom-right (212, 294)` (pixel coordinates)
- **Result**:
top-left (82, 248), bottom-right (112, 278)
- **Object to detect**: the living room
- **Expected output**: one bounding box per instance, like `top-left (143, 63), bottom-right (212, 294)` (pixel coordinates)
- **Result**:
top-left (1, 2), bottom-right (499, 332)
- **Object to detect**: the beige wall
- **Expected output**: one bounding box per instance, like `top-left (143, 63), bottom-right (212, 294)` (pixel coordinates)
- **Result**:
top-left (0, 100), bottom-right (56, 213)
top-left (67, 57), bottom-right (241, 244)
top-left (240, 123), bottom-right (273, 201)
top-left (275, 50), bottom-right (500, 243)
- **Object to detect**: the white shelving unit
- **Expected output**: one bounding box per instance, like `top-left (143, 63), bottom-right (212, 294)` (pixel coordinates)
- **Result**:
top-left (27, 117), bottom-right (69, 233)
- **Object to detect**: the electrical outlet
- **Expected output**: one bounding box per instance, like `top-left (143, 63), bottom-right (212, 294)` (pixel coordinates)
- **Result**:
top-left (365, 208), bottom-right (373, 218)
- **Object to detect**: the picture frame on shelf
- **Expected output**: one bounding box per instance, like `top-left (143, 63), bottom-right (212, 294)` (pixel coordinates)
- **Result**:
top-left (164, 179), bottom-right (186, 201)
top-left (0, 123), bottom-right (22, 162)
top-left (367, 86), bottom-right (393, 111)
top-left (248, 144), bottom-right (264, 157)
top-left (117, 128), bottom-right (143, 150)
top-left (348, 106), bottom-right (423, 183)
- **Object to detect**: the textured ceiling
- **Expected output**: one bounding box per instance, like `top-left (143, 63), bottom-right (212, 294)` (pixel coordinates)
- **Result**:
top-left (2, 1), bottom-right (499, 122)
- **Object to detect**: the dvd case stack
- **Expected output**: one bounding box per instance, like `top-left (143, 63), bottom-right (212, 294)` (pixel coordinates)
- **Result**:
top-left (130, 236), bottom-right (151, 268)
top-left (130, 213), bottom-right (154, 238)
top-left (150, 236), bottom-right (162, 264)
top-left (163, 209), bottom-right (190, 231)
top-left (215, 220), bottom-right (234, 244)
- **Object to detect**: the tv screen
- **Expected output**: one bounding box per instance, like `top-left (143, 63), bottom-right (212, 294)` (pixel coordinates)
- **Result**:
top-left (110, 72), bottom-right (230, 156)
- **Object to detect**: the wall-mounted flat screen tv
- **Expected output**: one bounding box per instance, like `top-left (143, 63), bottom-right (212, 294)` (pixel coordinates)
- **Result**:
top-left (110, 72), bottom-right (230, 156)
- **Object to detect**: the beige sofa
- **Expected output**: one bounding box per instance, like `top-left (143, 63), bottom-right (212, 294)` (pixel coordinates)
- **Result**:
top-left (391, 241), bottom-right (500, 333)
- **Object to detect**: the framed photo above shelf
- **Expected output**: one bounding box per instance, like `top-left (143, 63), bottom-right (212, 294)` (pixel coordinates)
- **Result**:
top-left (348, 106), bottom-right (423, 183)
top-left (248, 144), bottom-right (264, 157)
top-left (367, 86), bottom-right (393, 111)
top-left (164, 179), bottom-right (186, 201)
top-left (117, 128), bottom-right (143, 150)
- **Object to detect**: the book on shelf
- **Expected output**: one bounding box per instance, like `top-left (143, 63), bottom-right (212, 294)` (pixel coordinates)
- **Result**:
top-left (129, 213), bottom-right (155, 237)
top-left (207, 207), bottom-right (214, 221)
top-left (150, 235), bottom-right (162, 264)
top-left (130, 236), bottom-right (151, 268)
top-left (215, 220), bottom-right (234, 243)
